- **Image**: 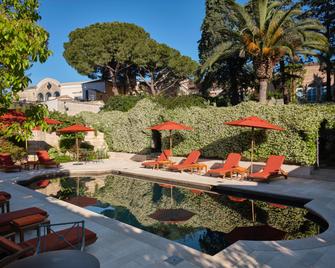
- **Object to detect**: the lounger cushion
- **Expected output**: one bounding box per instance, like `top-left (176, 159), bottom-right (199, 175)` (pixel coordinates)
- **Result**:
top-left (0, 207), bottom-right (47, 226)
top-left (11, 214), bottom-right (46, 227)
top-left (21, 227), bottom-right (97, 252)
top-left (0, 236), bottom-right (24, 252)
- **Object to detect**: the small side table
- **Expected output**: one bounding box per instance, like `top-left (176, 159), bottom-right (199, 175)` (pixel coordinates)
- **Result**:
top-left (11, 214), bottom-right (50, 243)
top-left (154, 160), bottom-right (173, 169)
top-left (23, 161), bottom-right (39, 170)
top-left (190, 163), bottom-right (208, 174)
top-left (6, 250), bottom-right (100, 268)
top-left (232, 166), bottom-right (249, 180)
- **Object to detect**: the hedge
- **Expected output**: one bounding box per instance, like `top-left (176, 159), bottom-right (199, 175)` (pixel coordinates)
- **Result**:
top-left (81, 99), bottom-right (335, 165)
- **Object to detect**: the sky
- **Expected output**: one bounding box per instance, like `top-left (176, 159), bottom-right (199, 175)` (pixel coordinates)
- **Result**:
top-left (28, 0), bottom-right (207, 85)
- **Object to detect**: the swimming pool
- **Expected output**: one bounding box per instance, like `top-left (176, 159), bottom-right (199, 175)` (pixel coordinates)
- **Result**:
top-left (25, 174), bottom-right (324, 255)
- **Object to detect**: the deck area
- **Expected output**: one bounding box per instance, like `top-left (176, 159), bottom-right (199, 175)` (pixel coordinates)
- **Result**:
top-left (1, 154), bottom-right (335, 267)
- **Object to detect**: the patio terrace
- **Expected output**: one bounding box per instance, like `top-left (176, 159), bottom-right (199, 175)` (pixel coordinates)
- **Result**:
top-left (1, 154), bottom-right (335, 267)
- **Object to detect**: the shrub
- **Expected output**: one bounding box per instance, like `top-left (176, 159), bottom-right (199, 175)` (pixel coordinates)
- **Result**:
top-left (48, 148), bottom-right (73, 163)
top-left (0, 137), bottom-right (26, 160)
top-left (150, 95), bottom-right (208, 109)
top-left (81, 99), bottom-right (335, 165)
top-left (102, 95), bottom-right (145, 112)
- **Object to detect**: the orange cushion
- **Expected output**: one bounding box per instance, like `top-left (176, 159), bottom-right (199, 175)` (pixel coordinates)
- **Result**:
top-left (22, 227), bottom-right (97, 252)
top-left (0, 207), bottom-right (47, 226)
top-left (11, 214), bottom-right (46, 227)
top-left (0, 236), bottom-right (23, 252)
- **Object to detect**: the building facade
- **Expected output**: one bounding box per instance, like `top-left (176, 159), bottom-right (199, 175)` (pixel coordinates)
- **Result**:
top-left (18, 78), bottom-right (85, 102)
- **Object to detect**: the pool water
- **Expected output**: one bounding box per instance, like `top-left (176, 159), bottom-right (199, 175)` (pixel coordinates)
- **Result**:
top-left (26, 175), bottom-right (322, 255)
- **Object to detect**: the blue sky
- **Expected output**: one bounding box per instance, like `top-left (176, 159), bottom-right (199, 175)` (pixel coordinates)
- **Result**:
top-left (28, 0), bottom-right (206, 85)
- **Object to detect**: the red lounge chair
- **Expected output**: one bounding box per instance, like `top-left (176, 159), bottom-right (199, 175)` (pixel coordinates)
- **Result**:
top-left (0, 207), bottom-right (48, 235)
top-left (207, 153), bottom-right (241, 177)
top-left (0, 153), bottom-right (22, 172)
top-left (248, 155), bottom-right (288, 182)
top-left (168, 151), bottom-right (201, 172)
top-left (0, 227), bottom-right (97, 266)
top-left (36, 150), bottom-right (60, 168)
top-left (142, 150), bottom-right (172, 169)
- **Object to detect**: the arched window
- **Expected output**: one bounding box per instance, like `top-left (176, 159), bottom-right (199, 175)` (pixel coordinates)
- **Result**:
top-left (45, 92), bottom-right (52, 101)
top-left (53, 91), bottom-right (60, 97)
top-left (37, 93), bottom-right (44, 102)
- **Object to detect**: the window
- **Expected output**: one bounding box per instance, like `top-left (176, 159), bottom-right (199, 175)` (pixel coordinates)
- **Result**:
top-left (37, 93), bottom-right (44, 102)
top-left (54, 91), bottom-right (60, 97)
top-left (45, 92), bottom-right (52, 101)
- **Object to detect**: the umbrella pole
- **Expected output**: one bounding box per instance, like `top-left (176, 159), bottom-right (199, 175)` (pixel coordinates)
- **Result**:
top-left (171, 187), bottom-right (173, 207)
top-left (169, 130), bottom-right (172, 153)
top-left (76, 137), bottom-right (79, 161)
top-left (251, 127), bottom-right (254, 173)
top-left (251, 200), bottom-right (256, 223)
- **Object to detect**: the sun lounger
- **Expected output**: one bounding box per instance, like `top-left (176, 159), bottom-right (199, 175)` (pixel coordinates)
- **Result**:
top-left (0, 153), bottom-right (22, 172)
top-left (248, 155), bottom-right (288, 183)
top-left (207, 153), bottom-right (241, 177)
top-left (0, 226), bottom-right (97, 266)
top-left (142, 149), bottom-right (172, 169)
top-left (168, 151), bottom-right (201, 172)
top-left (36, 150), bottom-right (60, 168)
top-left (0, 207), bottom-right (48, 235)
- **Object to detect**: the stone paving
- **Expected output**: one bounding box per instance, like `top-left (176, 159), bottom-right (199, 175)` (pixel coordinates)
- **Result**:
top-left (1, 154), bottom-right (335, 267)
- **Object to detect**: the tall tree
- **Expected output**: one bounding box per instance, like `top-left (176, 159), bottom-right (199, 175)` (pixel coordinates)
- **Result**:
top-left (64, 22), bottom-right (149, 95)
top-left (198, 0), bottom-right (254, 105)
top-left (0, 0), bottom-right (51, 111)
top-left (301, 0), bottom-right (335, 101)
top-left (64, 22), bottom-right (197, 96)
top-left (133, 39), bottom-right (197, 95)
top-left (201, 0), bottom-right (328, 103)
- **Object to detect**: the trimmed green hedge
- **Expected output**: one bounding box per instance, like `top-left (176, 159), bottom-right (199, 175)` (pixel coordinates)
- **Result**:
top-left (81, 99), bottom-right (335, 165)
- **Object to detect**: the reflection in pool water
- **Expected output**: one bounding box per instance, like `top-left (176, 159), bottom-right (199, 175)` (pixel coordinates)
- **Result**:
top-left (26, 175), bottom-right (322, 255)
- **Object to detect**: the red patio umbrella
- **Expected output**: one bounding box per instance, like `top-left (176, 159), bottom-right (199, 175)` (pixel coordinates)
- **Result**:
top-left (148, 121), bottom-right (192, 152)
top-left (225, 116), bottom-right (284, 172)
top-left (0, 111), bottom-right (62, 151)
top-left (57, 124), bottom-right (95, 161)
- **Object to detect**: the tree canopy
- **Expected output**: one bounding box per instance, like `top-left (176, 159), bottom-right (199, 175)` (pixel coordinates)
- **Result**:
top-left (198, 0), bottom-right (255, 105)
top-left (301, 0), bottom-right (335, 101)
top-left (64, 22), bottom-right (197, 96)
top-left (200, 0), bottom-right (328, 103)
top-left (0, 0), bottom-right (51, 111)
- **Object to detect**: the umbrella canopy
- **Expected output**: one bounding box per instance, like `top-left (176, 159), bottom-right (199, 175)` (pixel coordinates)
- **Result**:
top-left (224, 225), bottom-right (287, 245)
top-left (44, 118), bottom-right (62, 125)
top-left (225, 116), bottom-right (284, 131)
top-left (65, 196), bottom-right (97, 208)
top-left (224, 116), bottom-right (284, 172)
top-left (57, 124), bottom-right (95, 161)
top-left (148, 208), bottom-right (195, 224)
top-left (148, 121), bottom-right (193, 131)
top-left (148, 121), bottom-right (192, 152)
top-left (57, 124), bottom-right (94, 133)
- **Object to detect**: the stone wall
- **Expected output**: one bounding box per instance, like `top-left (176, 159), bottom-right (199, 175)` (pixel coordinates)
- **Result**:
top-left (28, 129), bottom-right (108, 155)
top-left (45, 99), bottom-right (103, 115)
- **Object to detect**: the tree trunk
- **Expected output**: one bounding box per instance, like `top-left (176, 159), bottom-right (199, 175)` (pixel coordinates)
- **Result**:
top-left (229, 63), bottom-right (239, 105)
top-left (326, 64), bottom-right (332, 101)
top-left (254, 58), bottom-right (274, 104)
top-left (111, 76), bottom-right (119, 96)
top-left (259, 79), bottom-right (268, 103)
top-left (150, 73), bottom-right (156, 95)
top-left (280, 60), bottom-right (290, 104)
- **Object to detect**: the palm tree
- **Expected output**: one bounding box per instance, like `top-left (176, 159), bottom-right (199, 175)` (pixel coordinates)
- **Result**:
top-left (201, 0), bottom-right (328, 103)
